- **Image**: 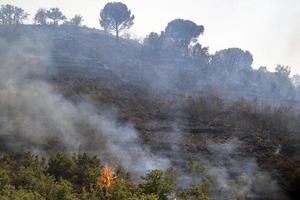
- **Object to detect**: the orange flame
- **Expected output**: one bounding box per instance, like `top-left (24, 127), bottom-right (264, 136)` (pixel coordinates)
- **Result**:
top-left (98, 164), bottom-right (113, 187)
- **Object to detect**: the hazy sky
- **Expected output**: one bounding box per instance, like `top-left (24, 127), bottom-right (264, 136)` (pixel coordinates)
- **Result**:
top-left (2, 0), bottom-right (300, 74)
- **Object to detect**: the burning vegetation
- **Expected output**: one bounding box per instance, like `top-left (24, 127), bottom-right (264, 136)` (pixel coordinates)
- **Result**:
top-left (98, 164), bottom-right (113, 188)
top-left (0, 1), bottom-right (299, 200)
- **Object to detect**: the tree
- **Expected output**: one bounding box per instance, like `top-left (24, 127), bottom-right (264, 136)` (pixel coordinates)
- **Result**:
top-left (100, 2), bottom-right (135, 43)
top-left (69, 15), bottom-right (83, 27)
top-left (47, 153), bottom-right (75, 181)
top-left (212, 48), bottom-right (253, 72)
top-left (143, 32), bottom-right (165, 50)
top-left (275, 64), bottom-right (291, 78)
top-left (139, 170), bottom-right (174, 200)
top-left (178, 183), bottom-right (212, 200)
top-left (190, 43), bottom-right (210, 64)
top-left (48, 179), bottom-right (79, 200)
top-left (0, 186), bottom-right (45, 200)
top-left (46, 8), bottom-right (66, 25)
top-left (0, 4), bottom-right (28, 25)
top-left (165, 19), bottom-right (204, 47)
top-left (190, 43), bottom-right (208, 57)
top-left (72, 153), bottom-right (100, 188)
top-left (144, 32), bottom-right (160, 49)
top-left (258, 66), bottom-right (268, 73)
top-left (292, 74), bottom-right (300, 87)
top-left (34, 8), bottom-right (47, 25)
top-left (128, 194), bottom-right (159, 200)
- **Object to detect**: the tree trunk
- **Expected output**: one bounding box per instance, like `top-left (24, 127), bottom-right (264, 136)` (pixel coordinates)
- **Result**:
top-left (115, 22), bottom-right (119, 45)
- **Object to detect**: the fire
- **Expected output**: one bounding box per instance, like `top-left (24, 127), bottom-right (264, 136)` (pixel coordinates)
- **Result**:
top-left (98, 164), bottom-right (113, 187)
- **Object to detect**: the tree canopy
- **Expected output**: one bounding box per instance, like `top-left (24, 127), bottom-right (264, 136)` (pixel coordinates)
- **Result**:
top-left (46, 8), bottom-right (66, 25)
top-left (0, 152), bottom-right (212, 200)
top-left (139, 169), bottom-right (175, 200)
top-left (275, 64), bottom-right (291, 78)
top-left (0, 4), bottom-right (28, 25)
top-left (165, 19), bottom-right (204, 46)
top-left (100, 2), bottom-right (135, 43)
top-left (34, 8), bottom-right (47, 25)
top-left (212, 48), bottom-right (253, 71)
top-left (143, 32), bottom-right (165, 50)
top-left (70, 15), bottom-right (83, 27)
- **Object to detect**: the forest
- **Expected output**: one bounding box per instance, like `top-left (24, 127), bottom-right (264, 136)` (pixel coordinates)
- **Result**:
top-left (0, 2), bottom-right (299, 200)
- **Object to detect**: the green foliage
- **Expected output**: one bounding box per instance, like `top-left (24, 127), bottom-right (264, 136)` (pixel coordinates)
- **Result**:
top-left (0, 152), bottom-right (182, 199)
top-left (0, 3), bottom-right (298, 200)
top-left (72, 153), bottom-right (101, 189)
top-left (128, 193), bottom-right (159, 200)
top-left (47, 153), bottom-right (102, 190)
top-left (100, 2), bottom-right (134, 41)
top-left (0, 185), bottom-right (45, 200)
top-left (139, 169), bottom-right (175, 200)
top-left (48, 153), bottom-right (75, 181)
top-left (0, 167), bottom-right (10, 189)
top-left (178, 184), bottom-right (212, 200)
top-left (108, 176), bottom-right (131, 200)
top-left (48, 179), bottom-right (79, 200)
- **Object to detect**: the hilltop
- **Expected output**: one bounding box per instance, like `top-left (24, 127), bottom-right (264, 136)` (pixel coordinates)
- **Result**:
top-left (0, 25), bottom-right (299, 199)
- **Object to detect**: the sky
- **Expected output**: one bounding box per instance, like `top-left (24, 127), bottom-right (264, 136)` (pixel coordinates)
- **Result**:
top-left (2, 0), bottom-right (300, 74)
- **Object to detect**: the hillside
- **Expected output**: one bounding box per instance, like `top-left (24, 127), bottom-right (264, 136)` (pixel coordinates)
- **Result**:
top-left (0, 25), bottom-right (299, 199)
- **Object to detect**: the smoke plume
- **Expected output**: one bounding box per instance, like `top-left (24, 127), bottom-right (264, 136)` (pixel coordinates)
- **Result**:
top-left (0, 35), bottom-right (170, 177)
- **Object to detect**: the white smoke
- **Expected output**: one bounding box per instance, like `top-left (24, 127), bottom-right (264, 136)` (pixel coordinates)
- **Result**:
top-left (202, 138), bottom-right (286, 199)
top-left (0, 35), bottom-right (170, 177)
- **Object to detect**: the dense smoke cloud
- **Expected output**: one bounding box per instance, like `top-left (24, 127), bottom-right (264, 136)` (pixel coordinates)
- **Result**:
top-left (0, 35), bottom-right (170, 177)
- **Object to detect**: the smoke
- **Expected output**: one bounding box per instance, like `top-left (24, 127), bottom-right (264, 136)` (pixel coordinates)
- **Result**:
top-left (0, 35), bottom-right (170, 177)
top-left (204, 138), bottom-right (284, 199)
top-left (0, 27), bottom-right (296, 198)
top-left (169, 137), bottom-right (287, 199)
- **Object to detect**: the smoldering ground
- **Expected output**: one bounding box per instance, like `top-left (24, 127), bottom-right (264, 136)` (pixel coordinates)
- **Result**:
top-left (0, 36), bottom-right (170, 177)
